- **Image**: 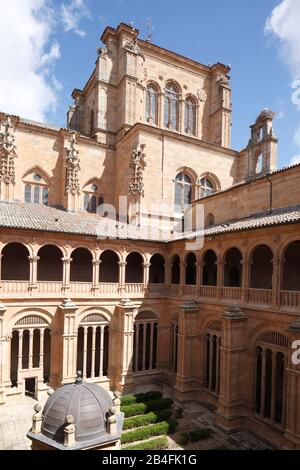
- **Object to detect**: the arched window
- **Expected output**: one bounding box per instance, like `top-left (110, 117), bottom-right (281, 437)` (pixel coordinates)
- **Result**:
top-left (145, 84), bottom-right (158, 125)
top-left (185, 252), bottom-right (196, 285)
top-left (77, 314), bottom-right (109, 379)
top-left (70, 248), bottom-right (93, 282)
top-left (170, 314), bottom-right (179, 373)
top-left (10, 315), bottom-right (51, 389)
top-left (125, 252), bottom-right (143, 283)
top-left (83, 182), bottom-right (104, 213)
top-left (171, 255), bottom-right (180, 284)
top-left (256, 153), bottom-right (263, 174)
top-left (100, 250), bottom-right (119, 283)
top-left (23, 172), bottom-right (49, 205)
top-left (205, 213), bottom-right (214, 227)
top-left (174, 173), bottom-right (192, 212)
top-left (224, 247), bottom-right (242, 287)
top-left (37, 245), bottom-right (63, 281)
top-left (250, 245), bottom-right (273, 289)
top-left (149, 254), bottom-right (165, 284)
top-left (2, 243), bottom-right (30, 281)
top-left (205, 321), bottom-right (222, 395)
top-left (164, 83), bottom-right (179, 130)
top-left (202, 250), bottom-right (217, 286)
top-left (199, 177), bottom-right (214, 198)
top-left (184, 97), bottom-right (196, 135)
top-left (133, 311), bottom-right (158, 372)
top-left (90, 109), bottom-right (95, 135)
top-left (282, 241), bottom-right (300, 291)
top-left (255, 331), bottom-right (288, 425)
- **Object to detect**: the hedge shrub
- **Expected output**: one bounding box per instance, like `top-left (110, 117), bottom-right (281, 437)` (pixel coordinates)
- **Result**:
top-left (179, 428), bottom-right (212, 445)
top-left (121, 398), bottom-right (173, 417)
top-left (121, 391), bottom-right (162, 406)
top-left (121, 419), bottom-right (178, 444)
top-left (123, 409), bottom-right (173, 430)
top-left (123, 437), bottom-right (169, 451)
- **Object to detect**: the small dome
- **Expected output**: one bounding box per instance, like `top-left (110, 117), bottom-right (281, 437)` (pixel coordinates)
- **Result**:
top-left (41, 372), bottom-right (113, 444)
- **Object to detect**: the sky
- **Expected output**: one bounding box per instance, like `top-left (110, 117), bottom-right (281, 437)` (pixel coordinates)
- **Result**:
top-left (0, 0), bottom-right (300, 168)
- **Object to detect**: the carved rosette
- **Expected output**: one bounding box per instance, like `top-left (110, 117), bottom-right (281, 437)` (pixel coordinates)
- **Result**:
top-left (128, 144), bottom-right (146, 196)
top-left (64, 131), bottom-right (81, 195)
top-left (0, 116), bottom-right (17, 184)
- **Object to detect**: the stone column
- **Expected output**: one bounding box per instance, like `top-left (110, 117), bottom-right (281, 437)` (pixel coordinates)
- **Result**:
top-left (28, 256), bottom-right (40, 289)
top-left (118, 261), bottom-right (127, 296)
top-left (272, 256), bottom-right (283, 308)
top-left (178, 98), bottom-right (185, 133)
top-left (62, 258), bottom-right (72, 290)
top-left (39, 329), bottom-right (44, 371)
top-left (91, 326), bottom-right (96, 380)
top-left (51, 299), bottom-right (78, 388)
top-left (28, 329), bottom-right (34, 370)
top-left (92, 260), bottom-right (100, 291)
top-left (143, 262), bottom-right (151, 291)
top-left (82, 326), bottom-right (88, 379)
top-left (216, 259), bottom-right (223, 301)
top-left (99, 326), bottom-right (105, 377)
top-left (158, 92), bottom-right (164, 128)
top-left (241, 256), bottom-right (249, 304)
top-left (115, 299), bottom-right (136, 391)
top-left (0, 303), bottom-right (9, 403)
top-left (175, 300), bottom-right (199, 400)
top-left (284, 320), bottom-right (300, 449)
top-left (216, 306), bottom-right (249, 431)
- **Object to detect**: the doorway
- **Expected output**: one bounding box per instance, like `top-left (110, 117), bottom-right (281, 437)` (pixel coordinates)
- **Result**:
top-left (25, 377), bottom-right (36, 398)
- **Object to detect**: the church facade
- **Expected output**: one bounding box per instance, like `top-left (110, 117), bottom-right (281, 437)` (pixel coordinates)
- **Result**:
top-left (0, 23), bottom-right (300, 449)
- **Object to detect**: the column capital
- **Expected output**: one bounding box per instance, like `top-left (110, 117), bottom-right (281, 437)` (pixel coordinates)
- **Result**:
top-left (59, 298), bottom-right (78, 312)
top-left (92, 260), bottom-right (101, 266)
top-left (28, 256), bottom-right (40, 262)
top-left (61, 257), bottom-right (73, 264)
top-left (118, 261), bottom-right (127, 267)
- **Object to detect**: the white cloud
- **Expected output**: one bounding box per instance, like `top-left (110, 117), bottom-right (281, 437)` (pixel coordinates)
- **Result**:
top-left (290, 155), bottom-right (300, 165)
top-left (61, 0), bottom-right (90, 37)
top-left (265, 0), bottom-right (300, 77)
top-left (0, 0), bottom-right (61, 122)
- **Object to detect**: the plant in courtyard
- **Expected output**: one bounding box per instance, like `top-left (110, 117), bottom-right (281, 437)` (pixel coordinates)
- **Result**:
top-left (121, 391), bottom-right (162, 406)
top-left (123, 409), bottom-right (173, 430)
top-left (179, 428), bottom-right (212, 445)
top-left (121, 398), bottom-right (173, 417)
top-left (121, 419), bottom-right (178, 444)
top-left (179, 432), bottom-right (189, 445)
top-left (122, 437), bottom-right (169, 451)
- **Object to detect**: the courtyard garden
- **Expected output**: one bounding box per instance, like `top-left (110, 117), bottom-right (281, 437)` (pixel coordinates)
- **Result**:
top-left (120, 391), bottom-right (215, 450)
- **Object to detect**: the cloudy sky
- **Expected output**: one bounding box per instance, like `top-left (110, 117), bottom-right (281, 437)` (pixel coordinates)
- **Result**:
top-left (0, 0), bottom-right (299, 168)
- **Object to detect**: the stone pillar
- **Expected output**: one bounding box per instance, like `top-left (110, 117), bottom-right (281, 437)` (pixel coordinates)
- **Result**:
top-left (159, 92), bottom-right (164, 128)
top-left (178, 98), bottom-right (184, 133)
top-left (92, 260), bottom-right (100, 291)
top-left (115, 299), bottom-right (135, 391)
top-left (175, 300), bottom-right (199, 400)
top-left (216, 306), bottom-right (248, 431)
top-left (118, 261), bottom-right (127, 296)
top-left (99, 326), bottom-right (105, 377)
top-left (28, 256), bottom-right (40, 288)
top-left (216, 258), bottom-right (223, 301)
top-left (62, 258), bottom-right (72, 290)
top-left (143, 262), bottom-right (151, 291)
top-left (82, 326), bottom-right (88, 379)
top-left (272, 255), bottom-right (283, 308)
top-left (284, 320), bottom-right (300, 449)
top-left (0, 303), bottom-right (8, 403)
top-left (241, 256), bottom-right (249, 303)
top-left (52, 299), bottom-right (78, 388)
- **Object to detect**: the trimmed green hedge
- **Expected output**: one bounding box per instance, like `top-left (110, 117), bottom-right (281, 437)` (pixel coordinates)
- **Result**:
top-left (121, 419), bottom-right (178, 444)
top-left (121, 391), bottom-right (162, 406)
top-left (121, 398), bottom-right (173, 417)
top-left (123, 409), bottom-right (173, 430)
top-left (123, 437), bottom-right (169, 451)
top-left (179, 428), bottom-right (212, 445)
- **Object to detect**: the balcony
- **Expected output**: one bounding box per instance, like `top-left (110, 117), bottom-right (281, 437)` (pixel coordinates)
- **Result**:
top-left (0, 280), bottom-right (299, 311)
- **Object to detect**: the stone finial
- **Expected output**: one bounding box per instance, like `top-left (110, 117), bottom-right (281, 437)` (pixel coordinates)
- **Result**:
top-left (106, 407), bottom-right (117, 434)
top-left (31, 403), bottom-right (43, 434)
top-left (64, 131), bottom-right (81, 195)
top-left (113, 391), bottom-right (121, 414)
top-left (75, 370), bottom-right (83, 385)
top-left (0, 115), bottom-right (17, 185)
top-left (64, 415), bottom-right (76, 447)
top-left (47, 388), bottom-right (54, 396)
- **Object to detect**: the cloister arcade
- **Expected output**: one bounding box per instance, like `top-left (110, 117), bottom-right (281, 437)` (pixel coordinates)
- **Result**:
top-left (1, 241), bottom-right (300, 307)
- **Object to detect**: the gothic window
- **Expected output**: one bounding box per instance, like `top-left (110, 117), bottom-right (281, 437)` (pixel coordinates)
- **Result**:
top-left (10, 316), bottom-right (51, 387)
top-left (255, 332), bottom-right (288, 426)
top-left (133, 311), bottom-right (158, 372)
top-left (174, 173), bottom-right (192, 212)
top-left (83, 182), bottom-right (104, 213)
top-left (23, 172), bottom-right (49, 206)
top-left (199, 177), bottom-right (214, 198)
top-left (145, 84), bottom-right (158, 125)
top-left (164, 83), bottom-right (179, 130)
top-left (77, 314), bottom-right (109, 379)
top-left (184, 97), bottom-right (196, 135)
top-left (205, 322), bottom-right (222, 395)
top-left (170, 315), bottom-right (179, 373)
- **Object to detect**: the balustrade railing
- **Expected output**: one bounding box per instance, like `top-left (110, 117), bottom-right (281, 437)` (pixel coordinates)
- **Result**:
top-left (1, 280), bottom-right (300, 310)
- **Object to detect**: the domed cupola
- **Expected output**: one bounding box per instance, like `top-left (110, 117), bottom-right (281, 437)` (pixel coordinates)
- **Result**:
top-left (27, 372), bottom-right (123, 451)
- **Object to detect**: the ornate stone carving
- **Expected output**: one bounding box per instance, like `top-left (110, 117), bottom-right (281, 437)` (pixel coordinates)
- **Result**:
top-left (128, 144), bottom-right (147, 196)
top-left (124, 38), bottom-right (145, 60)
top-left (197, 87), bottom-right (207, 103)
top-left (0, 116), bottom-right (17, 184)
top-left (217, 75), bottom-right (230, 87)
top-left (64, 132), bottom-right (80, 195)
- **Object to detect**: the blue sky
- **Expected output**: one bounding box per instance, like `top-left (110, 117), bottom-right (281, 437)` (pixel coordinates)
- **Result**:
top-left (1, 0), bottom-right (300, 168)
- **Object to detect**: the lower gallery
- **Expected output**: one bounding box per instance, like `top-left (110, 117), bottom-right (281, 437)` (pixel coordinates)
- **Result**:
top-left (0, 218), bottom-right (300, 450)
